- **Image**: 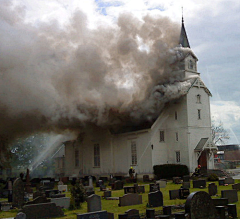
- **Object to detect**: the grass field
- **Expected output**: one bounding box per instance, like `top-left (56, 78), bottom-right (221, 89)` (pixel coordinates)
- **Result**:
top-left (0, 179), bottom-right (239, 218)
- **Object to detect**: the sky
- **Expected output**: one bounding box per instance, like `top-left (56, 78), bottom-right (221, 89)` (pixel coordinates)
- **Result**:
top-left (1, 0), bottom-right (240, 145)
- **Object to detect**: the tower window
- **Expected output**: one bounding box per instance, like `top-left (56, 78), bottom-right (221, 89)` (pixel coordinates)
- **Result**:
top-left (131, 141), bottom-right (137, 165)
top-left (197, 94), bottom-right (201, 103)
top-left (160, 130), bottom-right (165, 142)
top-left (94, 144), bottom-right (100, 167)
top-left (175, 111), bottom-right (178, 120)
top-left (189, 60), bottom-right (194, 69)
top-left (176, 151), bottom-right (180, 163)
top-left (198, 109), bottom-right (201, 120)
top-left (175, 132), bottom-right (179, 141)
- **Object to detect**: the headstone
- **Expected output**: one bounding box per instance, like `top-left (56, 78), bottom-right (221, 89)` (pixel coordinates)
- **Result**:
top-left (137, 185), bottom-right (145, 193)
top-left (58, 180), bottom-right (64, 185)
top-left (113, 180), bottom-right (124, 190)
top-left (169, 190), bottom-right (180, 200)
top-left (173, 212), bottom-right (186, 219)
top-left (25, 169), bottom-right (32, 193)
top-left (148, 191), bottom-right (163, 207)
top-left (221, 190), bottom-right (238, 203)
top-left (232, 183), bottom-right (240, 191)
top-left (185, 191), bottom-right (217, 219)
top-left (182, 182), bottom-right (190, 189)
top-left (216, 206), bottom-right (225, 219)
top-left (21, 202), bottom-right (64, 218)
top-left (33, 191), bottom-right (45, 199)
top-left (124, 186), bottom-right (137, 194)
top-left (149, 183), bottom-right (160, 192)
top-left (224, 177), bottom-right (235, 185)
top-left (118, 193), bottom-right (142, 207)
top-left (179, 188), bottom-right (190, 199)
top-left (125, 209), bottom-right (140, 219)
top-left (208, 183), bottom-right (218, 196)
top-left (13, 173), bottom-right (25, 208)
top-left (87, 194), bottom-right (102, 212)
top-left (104, 191), bottom-right (112, 199)
top-left (77, 210), bottom-right (108, 219)
top-left (100, 185), bottom-right (106, 191)
top-left (163, 206), bottom-right (172, 216)
top-left (45, 189), bottom-right (59, 198)
top-left (58, 184), bottom-right (68, 192)
top-left (143, 175), bottom-right (150, 182)
top-left (25, 196), bottom-right (50, 205)
top-left (212, 198), bottom-right (228, 207)
top-left (183, 175), bottom-right (190, 182)
top-left (89, 176), bottom-right (93, 187)
top-left (146, 209), bottom-right (155, 218)
top-left (192, 179), bottom-right (206, 188)
top-left (218, 178), bottom-right (225, 186)
top-left (51, 197), bottom-right (70, 209)
top-left (84, 186), bottom-right (95, 196)
top-left (157, 180), bottom-right (167, 188)
top-left (173, 177), bottom-right (182, 184)
top-left (15, 212), bottom-right (26, 219)
top-left (227, 204), bottom-right (237, 219)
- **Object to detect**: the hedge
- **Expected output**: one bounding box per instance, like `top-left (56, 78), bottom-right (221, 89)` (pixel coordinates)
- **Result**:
top-left (153, 164), bottom-right (189, 179)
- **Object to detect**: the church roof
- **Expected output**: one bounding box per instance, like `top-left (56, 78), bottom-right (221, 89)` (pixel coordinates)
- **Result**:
top-left (179, 17), bottom-right (190, 48)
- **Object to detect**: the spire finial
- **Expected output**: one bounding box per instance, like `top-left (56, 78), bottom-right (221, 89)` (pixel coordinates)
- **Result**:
top-left (182, 7), bottom-right (184, 23)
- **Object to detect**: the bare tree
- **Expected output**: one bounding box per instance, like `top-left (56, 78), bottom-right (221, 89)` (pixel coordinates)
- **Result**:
top-left (211, 120), bottom-right (230, 145)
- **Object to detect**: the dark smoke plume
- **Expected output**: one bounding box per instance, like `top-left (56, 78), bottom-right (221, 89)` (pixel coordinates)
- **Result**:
top-left (0, 2), bottom-right (194, 149)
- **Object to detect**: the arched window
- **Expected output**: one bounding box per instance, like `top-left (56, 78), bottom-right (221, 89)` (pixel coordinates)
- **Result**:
top-left (197, 94), bottom-right (201, 103)
top-left (189, 59), bottom-right (194, 69)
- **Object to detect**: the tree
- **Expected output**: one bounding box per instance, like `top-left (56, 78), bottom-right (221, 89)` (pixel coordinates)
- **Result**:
top-left (211, 120), bottom-right (230, 145)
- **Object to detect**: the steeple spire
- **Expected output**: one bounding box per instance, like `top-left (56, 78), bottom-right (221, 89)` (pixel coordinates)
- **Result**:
top-left (179, 8), bottom-right (190, 48)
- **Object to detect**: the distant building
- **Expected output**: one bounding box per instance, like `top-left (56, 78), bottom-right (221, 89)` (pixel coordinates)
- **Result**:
top-left (54, 18), bottom-right (217, 178)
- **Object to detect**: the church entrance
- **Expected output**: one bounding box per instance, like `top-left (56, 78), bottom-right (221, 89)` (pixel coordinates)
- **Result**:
top-left (198, 150), bottom-right (207, 173)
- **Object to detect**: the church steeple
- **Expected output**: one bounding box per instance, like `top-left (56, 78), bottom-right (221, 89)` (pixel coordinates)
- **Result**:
top-left (179, 14), bottom-right (190, 48)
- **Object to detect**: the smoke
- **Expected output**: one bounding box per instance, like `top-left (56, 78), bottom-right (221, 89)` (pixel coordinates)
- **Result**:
top-left (0, 2), bottom-right (194, 145)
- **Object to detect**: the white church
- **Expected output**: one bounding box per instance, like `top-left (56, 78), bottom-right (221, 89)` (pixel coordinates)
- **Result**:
top-left (54, 18), bottom-right (217, 179)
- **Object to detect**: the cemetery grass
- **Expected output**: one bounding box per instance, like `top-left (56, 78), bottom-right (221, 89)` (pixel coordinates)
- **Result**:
top-left (1, 180), bottom-right (240, 218)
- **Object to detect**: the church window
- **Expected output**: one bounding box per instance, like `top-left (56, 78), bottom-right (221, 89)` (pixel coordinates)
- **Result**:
top-left (189, 59), bottom-right (194, 69)
top-left (198, 109), bottom-right (201, 120)
top-left (176, 151), bottom-right (180, 163)
top-left (131, 141), bottom-right (137, 165)
top-left (160, 130), bottom-right (165, 142)
top-left (197, 94), bottom-right (201, 103)
top-left (175, 111), bottom-right (178, 120)
top-left (175, 132), bottom-right (179, 141)
top-left (94, 144), bottom-right (100, 167)
top-left (75, 149), bottom-right (79, 167)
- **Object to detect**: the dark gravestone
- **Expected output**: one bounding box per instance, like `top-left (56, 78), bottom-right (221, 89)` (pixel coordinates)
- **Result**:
top-left (15, 212), bottom-right (26, 219)
top-left (182, 182), bottom-right (190, 189)
top-left (227, 204), bottom-right (237, 218)
top-left (25, 196), bottom-right (50, 205)
top-left (183, 175), bottom-right (190, 182)
top-left (185, 191), bottom-right (217, 219)
top-left (179, 188), bottom-right (190, 199)
top-left (124, 186), bottom-right (137, 194)
top-left (87, 194), bottom-right (101, 212)
top-left (21, 202), bottom-right (64, 219)
top-left (216, 206), bottom-right (225, 219)
top-left (13, 176), bottom-right (25, 208)
top-left (224, 177), bottom-right (235, 185)
top-left (221, 190), bottom-right (238, 203)
top-left (77, 210), bottom-right (108, 219)
top-left (192, 179), bottom-right (206, 188)
top-left (232, 183), bottom-right (240, 191)
top-left (163, 206), bottom-right (172, 216)
top-left (212, 198), bottom-right (228, 207)
top-left (169, 190), bottom-right (179, 200)
top-left (45, 189), bottom-right (59, 198)
top-left (118, 193), bottom-right (142, 207)
top-left (218, 179), bottom-right (225, 186)
top-left (113, 180), bottom-right (124, 190)
top-left (148, 191), bottom-right (163, 207)
top-left (146, 209), bottom-right (155, 218)
top-left (173, 177), bottom-right (182, 184)
top-left (118, 213), bottom-right (128, 219)
top-left (137, 185), bottom-right (145, 193)
top-left (100, 185), bottom-right (106, 191)
top-left (125, 209), bottom-right (140, 219)
top-left (33, 191), bottom-right (45, 199)
top-left (108, 212), bottom-right (114, 219)
top-left (149, 183), bottom-right (160, 192)
top-left (143, 175), bottom-right (150, 182)
top-left (173, 212), bottom-right (186, 219)
top-left (104, 191), bottom-right (112, 199)
top-left (208, 183), bottom-right (218, 196)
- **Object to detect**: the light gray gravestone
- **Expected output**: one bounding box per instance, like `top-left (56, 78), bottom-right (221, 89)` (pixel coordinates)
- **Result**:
top-left (87, 194), bottom-right (102, 212)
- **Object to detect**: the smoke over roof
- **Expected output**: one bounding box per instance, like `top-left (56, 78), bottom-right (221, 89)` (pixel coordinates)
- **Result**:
top-left (0, 2), bottom-right (194, 144)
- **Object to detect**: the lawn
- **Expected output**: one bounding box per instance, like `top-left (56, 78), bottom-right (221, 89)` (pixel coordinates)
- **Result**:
top-left (0, 179), bottom-right (240, 218)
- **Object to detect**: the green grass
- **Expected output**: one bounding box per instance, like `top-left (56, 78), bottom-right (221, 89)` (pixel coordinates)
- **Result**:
top-left (1, 180), bottom-right (240, 218)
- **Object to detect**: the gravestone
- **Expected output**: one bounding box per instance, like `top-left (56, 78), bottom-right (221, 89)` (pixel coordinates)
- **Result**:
top-left (192, 179), bottom-right (206, 188)
top-left (182, 182), bottom-right (190, 189)
top-left (148, 191), bottom-right (163, 207)
top-left (208, 183), bottom-right (218, 196)
top-left (232, 183), bottom-right (240, 191)
top-left (218, 178), bottom-right (225, 186)
top-left (224, 177), bottom-right (235, 185)
top-left (149, 183), bottom-right (160, 192)
top-left (169, 190), bottom-right (180, 200)
top-left (143, 175), bottom-right (150, 182)
top-left (137, 185), bottom-right (145, 193)
top-left (13, 173), bottom-right (25, 208)
top-left (104, 191), bottom-right (112, 199)
top-left (119, 193), bottom-right (142, 207)
top-left (21, 202), bottom-right (64, 218)
top-left (25, 196), bottom-right (50, 205)
top-left (113, 180), bottom-right (124, 190)
top-left (221, 190), bottom-right (238, 203)
top-left (25, 169), bottom-right (32, 193)
top-left (173, 177), bottom-right (182, 184)
top-left (124, 186), bottom-right (137, 194)
top-left (125, 209), bottom-right (140, 219)
top-left (183, 175), bottom-right (190, 182)
top-left (58, 185), bottom-right (68, 192)
top-left (179, 188), bottom-right (190, 199)
top-left (87, 194), bottom-right (102, 212)
top-left (51, 197), bottom-right (70, 209)
top-left (88, 176), bottom-right (93, 187)
top-left (84, 186), bottom-right (95, 196)
top-left (16, 212), bottom-right (26, 219)
top-left (100, 185), bottom-right (106, 191)
top-left (45, 189), bottom-right (59, 198)
top-left (146, 209), bottom-right (155, 218)
top-left (77, 210), bottom-right (108, 219)
top-left (212, 198), bottom-right (228, 207)
top-left (33, 191), bottom-right (45, 199)
top-left (185, 191), bottom-right (217, 219)
top-left (157, 180), bottom-right (167, 188)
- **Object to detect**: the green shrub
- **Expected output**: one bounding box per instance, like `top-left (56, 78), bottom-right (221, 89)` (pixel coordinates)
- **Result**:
top-left (207, 173), bottom-right (218, 181)
top-left (153, 164), bottom-right (189, 179)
